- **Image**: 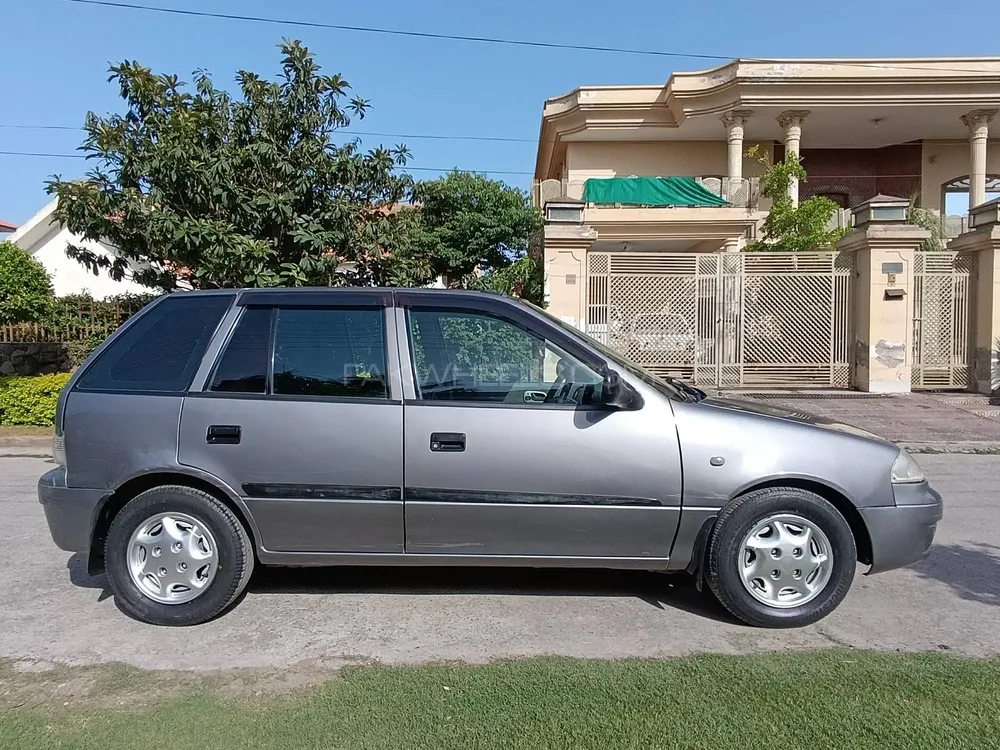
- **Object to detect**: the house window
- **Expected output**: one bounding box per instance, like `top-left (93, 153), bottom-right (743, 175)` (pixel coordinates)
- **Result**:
top-left (942, 175), bottom-right (1000, 215)
top-left (815, 192), bottom-right (849, 209)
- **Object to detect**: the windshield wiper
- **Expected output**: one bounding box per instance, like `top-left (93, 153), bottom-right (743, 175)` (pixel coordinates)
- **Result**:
top-left (666, 376), bottom-right (708, 402)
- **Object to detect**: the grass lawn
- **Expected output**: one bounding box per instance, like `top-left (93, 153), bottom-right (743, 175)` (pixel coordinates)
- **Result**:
top-left (2, 651), bottom-right (998, 749)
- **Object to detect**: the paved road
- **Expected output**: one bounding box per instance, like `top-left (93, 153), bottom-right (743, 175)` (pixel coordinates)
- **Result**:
top-left (1, 452), bottom-right (997, 671)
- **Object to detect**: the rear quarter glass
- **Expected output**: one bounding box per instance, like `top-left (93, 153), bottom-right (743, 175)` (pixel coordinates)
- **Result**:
top-left (75, 294), bottom-right (234, 394)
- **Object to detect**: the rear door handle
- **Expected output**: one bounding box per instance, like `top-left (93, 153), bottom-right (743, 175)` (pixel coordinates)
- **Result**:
top-left (430, 432), bottom-right (465, 452)
top-left (207, 425), bottom-right (241, 445)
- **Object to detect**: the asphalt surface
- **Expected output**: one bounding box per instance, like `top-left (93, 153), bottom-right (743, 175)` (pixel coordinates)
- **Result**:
top-left (1, 452), bottom-right (997, 672)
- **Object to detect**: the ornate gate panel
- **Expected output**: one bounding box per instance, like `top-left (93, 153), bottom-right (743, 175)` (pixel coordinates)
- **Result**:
top-left (912, 251), bottom-right (973, 390)
top-left (586, 251), bottom-right (853, 388)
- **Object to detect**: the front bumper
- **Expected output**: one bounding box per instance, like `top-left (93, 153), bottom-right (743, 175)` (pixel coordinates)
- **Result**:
top-left (859, 482), bottom-right (943, 574)
top-left (38, 467), bottom-right (106, 552)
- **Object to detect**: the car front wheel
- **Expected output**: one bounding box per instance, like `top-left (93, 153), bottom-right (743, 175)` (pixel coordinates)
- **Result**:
top-left (706, 487), bottom-right (857, 628)
top-left (104, 485), bottom-right (255, 626)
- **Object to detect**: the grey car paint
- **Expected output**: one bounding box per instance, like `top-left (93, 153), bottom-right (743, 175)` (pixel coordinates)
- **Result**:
top-left (178, 395), bottom-right (404, 553)
top-left (394, 301), bottom-right (683, 560)
top-left (39, 288), bottom-right (942, 584)
top-left (671, 396), bottom-right (900, 510)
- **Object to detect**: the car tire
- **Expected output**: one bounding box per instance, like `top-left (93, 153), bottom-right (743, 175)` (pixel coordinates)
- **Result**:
top-left (705, 487), bottom-right (857, 628)
top-left (104, 485), bottom-right (255, 626)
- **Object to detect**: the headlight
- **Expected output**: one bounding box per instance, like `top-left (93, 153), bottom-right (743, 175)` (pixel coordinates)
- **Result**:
top-left (891, 449), bottom-right (924, 484)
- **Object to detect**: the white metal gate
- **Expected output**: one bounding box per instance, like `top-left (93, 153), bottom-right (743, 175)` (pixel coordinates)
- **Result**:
top-left (912, 251), bottom-right (973, 390)
top-left (586, 251), bottom-right (854, 388)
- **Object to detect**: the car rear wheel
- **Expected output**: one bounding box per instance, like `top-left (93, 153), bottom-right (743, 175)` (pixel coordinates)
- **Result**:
top-left (706, 487), bottom-right (857, 628)
top-left (105, 485), bottom-right (254, 626)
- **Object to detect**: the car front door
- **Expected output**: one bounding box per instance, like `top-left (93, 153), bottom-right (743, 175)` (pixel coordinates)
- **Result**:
top-left (397, 294), bottom-right (683, 561)
top-left (178, 290), bottom-right (404, 554)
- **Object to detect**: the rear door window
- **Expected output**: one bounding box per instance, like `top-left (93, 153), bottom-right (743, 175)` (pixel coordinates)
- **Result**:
top-left (271, 307), bottom-right (389, 399)
top-left (209, 307), bottom-right (272, 394)
top-left (75, 294), bottom-right (232, 393)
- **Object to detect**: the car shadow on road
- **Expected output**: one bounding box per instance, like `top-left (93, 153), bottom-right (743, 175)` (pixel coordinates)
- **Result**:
top-left (912, 543), bottom-right (1000, 607)
top-left (247, 566), bottom-right (739, 623)
top-left (66, 553), bottom-right (114, 602)
top-left (62, 553), bottom-right (739, 624)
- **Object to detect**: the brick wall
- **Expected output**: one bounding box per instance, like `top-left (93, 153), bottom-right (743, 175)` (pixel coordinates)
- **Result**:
top-left (775, 142), bottom-right (923, 207)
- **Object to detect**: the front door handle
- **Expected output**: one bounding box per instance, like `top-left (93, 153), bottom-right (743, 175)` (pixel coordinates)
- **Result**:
top-left (430, 432), bottom-right (465, 452)
top-left (207, 425), bottom-right (241, 445)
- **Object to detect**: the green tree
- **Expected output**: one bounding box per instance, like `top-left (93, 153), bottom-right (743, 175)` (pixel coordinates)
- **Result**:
top-left (47, 40), bottom-right (422, 290)
top-left (745, 147), bottom-right (842, 252)
top-left (0, 241), bottom-right (54, 324)
top-left (407, 171), bottom-right (543, 287)
top-left (472, 256), bottom-right (544, 306)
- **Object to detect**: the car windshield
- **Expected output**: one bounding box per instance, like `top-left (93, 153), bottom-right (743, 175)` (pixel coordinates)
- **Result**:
top-left (519, 300), bottom-right (691, 402)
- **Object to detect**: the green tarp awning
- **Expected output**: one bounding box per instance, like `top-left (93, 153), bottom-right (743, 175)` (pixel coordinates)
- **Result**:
top-left (582, 177), bottom-right (728, 207)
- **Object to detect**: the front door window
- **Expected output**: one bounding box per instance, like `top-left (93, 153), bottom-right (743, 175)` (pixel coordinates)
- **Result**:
top-left (407, 309), bottom-right (604, 406)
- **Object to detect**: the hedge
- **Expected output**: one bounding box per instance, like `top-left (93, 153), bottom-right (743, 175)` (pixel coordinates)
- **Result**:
top-left (0, 373), bottom-right (72, 426)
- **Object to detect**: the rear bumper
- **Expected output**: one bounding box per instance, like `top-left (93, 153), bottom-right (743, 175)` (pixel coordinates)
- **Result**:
top-left (38, 467), bottom-right (106, 552)
top-left (860, 482), bottom-right (943, 574)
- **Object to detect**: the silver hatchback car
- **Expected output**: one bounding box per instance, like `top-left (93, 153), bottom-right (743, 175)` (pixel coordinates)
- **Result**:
top-left (39, 289), bottom-right (942, 627)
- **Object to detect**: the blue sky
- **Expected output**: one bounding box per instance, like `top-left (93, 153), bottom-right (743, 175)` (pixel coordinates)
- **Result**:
top-left (2, 0), bottom-right (999, 225)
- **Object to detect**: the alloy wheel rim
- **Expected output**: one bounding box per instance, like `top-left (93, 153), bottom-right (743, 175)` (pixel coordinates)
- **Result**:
top-left (738, 513), bottom-right (833, 609)
top-left (127, 512), bottom-right (219, 605)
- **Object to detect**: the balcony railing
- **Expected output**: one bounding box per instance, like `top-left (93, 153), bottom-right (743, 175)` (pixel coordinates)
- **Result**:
top-left (532, 176), bottom-right (760, 210)
top-left (824, 208), bottom-right (970, 239)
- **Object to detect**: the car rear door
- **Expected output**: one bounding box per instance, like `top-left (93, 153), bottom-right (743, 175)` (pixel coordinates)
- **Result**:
top-left (396, 293), bottom-right (683, 561)
top-left (178, 290), bottom-right (404, 554)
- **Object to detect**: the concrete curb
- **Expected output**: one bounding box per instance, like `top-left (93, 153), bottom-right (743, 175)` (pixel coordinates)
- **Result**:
top-left (901, 441), bottom-right (1000, 455)
top-left (0, 446), bottom-right (53, 459)
top-left (0, 436), bottom-right (52, 449)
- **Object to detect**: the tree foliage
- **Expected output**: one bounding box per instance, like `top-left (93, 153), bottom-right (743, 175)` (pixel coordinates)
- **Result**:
top-left (0, 241), bottom-right (54, 324)
top-left (745, 147), bottom-right (842, 252)
top-left (906, 195), bottom-right (948, 251)
top-left (407, 171), bottom-right (543, 284)
top-left (47, 40), bottom-right (419, 290)
top-left (470, 257), bottom-right (544, 306)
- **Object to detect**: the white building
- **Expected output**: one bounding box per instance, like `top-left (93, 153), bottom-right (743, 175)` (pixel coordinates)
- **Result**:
top-left (8, 199), bottom-right (152, 299)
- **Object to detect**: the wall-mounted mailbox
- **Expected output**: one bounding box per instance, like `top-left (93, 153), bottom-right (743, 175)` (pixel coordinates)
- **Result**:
top-left (884, 288), bottom-right (906, 301)
top-left (881, 262), bottom-right (904, 275)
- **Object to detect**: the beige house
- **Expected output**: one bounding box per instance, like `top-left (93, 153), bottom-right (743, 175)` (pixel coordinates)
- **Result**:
top-left (532, 57), bottom-right (1000, 392)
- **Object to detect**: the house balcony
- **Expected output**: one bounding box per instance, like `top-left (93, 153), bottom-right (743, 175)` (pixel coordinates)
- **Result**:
top-left (538, 176), bottom-right (763, 251)
top-left (532, 176), bottom-right (761, 211)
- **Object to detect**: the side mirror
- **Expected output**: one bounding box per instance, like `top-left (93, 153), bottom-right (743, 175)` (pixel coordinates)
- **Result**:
top-left (601, 368), bottom-right (638, 409)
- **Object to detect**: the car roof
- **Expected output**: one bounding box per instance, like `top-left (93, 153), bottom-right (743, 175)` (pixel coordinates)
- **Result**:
top-left (170, 287), bottom-right (508, 299)
top-left (165, 287), bottom-right (519, 309)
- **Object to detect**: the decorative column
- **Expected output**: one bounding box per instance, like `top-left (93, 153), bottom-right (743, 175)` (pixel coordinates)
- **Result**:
top-left (777, 110), bottom-right (810, 206)
top-left (960, 109), bottom-right (997, 210)
top-left (542, 197), bottom-right (597, 331)
top-left (836, 195), bottom-right (929, 393)
top-left (947, 197), bottom-right (1000, 394)
top-left (720, 109), bottom-right (753, 196)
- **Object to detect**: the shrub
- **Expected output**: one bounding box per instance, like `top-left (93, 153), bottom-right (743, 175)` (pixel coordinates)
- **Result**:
top-left (0, 373), bottom-right (72, 425)
top-left (0, 241), bottom-right (54, 324)
top-left (65, 333), bottom-right (111, 367)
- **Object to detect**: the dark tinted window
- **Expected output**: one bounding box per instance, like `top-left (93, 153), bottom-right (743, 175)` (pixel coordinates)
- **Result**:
top-left (76, 294), bottom-right (232, 393)
top-left (408, 309), bottom-right (603, 404)
top-left (209, 307), bottom-right (272, 394)
top-left (272, 308), bottom-right (388, 399)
